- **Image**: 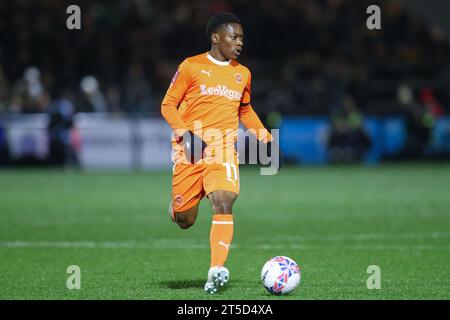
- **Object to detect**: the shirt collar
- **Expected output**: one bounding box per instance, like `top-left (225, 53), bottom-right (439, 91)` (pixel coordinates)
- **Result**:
top-left (206, 53), bottom-right (231, 66)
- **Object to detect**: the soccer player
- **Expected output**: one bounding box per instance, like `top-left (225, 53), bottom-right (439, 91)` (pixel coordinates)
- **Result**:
top-left (161, 12), bottom-right (276, 294)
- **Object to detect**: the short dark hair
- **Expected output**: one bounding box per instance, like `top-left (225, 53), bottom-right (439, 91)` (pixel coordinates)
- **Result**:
top-left (205, 12), bottom-right (241, 38)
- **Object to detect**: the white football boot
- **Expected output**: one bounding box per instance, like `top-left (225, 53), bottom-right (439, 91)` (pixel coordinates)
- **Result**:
top-left (204, 266), bottom-right (230, 294)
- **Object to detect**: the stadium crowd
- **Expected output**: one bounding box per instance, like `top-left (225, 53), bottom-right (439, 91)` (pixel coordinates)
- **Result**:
top-left (0, 0), bottom-right (448, 120)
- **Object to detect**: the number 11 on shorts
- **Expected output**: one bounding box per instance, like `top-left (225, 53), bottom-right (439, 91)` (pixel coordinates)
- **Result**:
top-left (223, 163), bottom-right (238, 186)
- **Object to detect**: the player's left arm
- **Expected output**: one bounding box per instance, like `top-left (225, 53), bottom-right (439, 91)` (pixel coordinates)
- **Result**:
top-left (238, 104), bottom-right (273, 143)
top-left (238, 71), bottom-right (282, 171)
top-left (238, 70), bottom-right (272, 143)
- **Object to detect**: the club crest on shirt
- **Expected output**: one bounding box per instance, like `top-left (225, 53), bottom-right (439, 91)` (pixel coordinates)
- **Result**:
top-left (234, 73), bottom-right (243, 84)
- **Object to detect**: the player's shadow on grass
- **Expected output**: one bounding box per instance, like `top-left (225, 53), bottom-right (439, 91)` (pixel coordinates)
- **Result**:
top-left (161, 279), bottom-right (205, 289)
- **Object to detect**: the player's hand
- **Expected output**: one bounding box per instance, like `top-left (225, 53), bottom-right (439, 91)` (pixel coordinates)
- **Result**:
top-left (180, 131), bottom-right (207, 164)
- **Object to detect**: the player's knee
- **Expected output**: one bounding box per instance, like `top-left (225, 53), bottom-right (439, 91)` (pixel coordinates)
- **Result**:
top-left (178, 222), bottom-right (193, 229)
top-left (211, 200), bottom-right (235, 214)
top-left (211, 193), bottom-right (237, 213)
top-left (174, 213), bottom-right (196, 229)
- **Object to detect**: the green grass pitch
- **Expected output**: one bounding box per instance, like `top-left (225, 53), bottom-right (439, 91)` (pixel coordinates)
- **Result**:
top-left (0, 164), bottom-right (449, 300)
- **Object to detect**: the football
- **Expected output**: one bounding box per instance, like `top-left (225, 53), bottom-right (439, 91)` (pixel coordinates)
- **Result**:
top-left (261, 256), bottom-right (301, 295)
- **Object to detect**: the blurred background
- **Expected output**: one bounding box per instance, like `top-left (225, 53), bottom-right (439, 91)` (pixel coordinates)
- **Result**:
top-left (2, 1), bottom-right (450, 300)
top-left (0, 0), bottom-right (449, 169)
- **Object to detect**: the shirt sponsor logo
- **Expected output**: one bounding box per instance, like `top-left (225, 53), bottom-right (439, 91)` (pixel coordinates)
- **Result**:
top-left (199, 84), bottom-right (242, 101)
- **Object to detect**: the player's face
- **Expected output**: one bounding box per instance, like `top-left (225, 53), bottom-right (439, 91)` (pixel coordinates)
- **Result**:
top-left (217, 23), bottom-right (244, 60)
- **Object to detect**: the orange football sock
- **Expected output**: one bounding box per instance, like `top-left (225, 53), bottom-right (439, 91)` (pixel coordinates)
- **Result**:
top-left (210, 214), bottom-right (234, 268)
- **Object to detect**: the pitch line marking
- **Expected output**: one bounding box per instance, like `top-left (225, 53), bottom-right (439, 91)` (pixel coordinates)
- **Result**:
top-left (0, 240), bottom-right (449, 251)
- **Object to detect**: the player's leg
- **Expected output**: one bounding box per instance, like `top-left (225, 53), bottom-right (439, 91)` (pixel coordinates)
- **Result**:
top-left (171, 202), bottom-right (200, 229)
top-left (207, 190), bottom-right (237, 267)
top-left (207, 190), bottom-right (238, 214)
top-left (203, 163), bottom-right (239, 293)
top-left (204, 190), bottom-right (238, 293)
top-left (170, 163), bottom-right (205, 229)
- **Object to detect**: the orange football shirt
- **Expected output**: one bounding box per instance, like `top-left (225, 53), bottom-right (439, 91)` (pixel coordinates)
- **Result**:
top-left (161, 52), bottom-right (252, 165)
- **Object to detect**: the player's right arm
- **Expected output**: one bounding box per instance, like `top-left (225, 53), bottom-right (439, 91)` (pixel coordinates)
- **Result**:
top-left (160, 60), bottom-right (191, 139)
top-left (161, 60), bottom-right (206, 163)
